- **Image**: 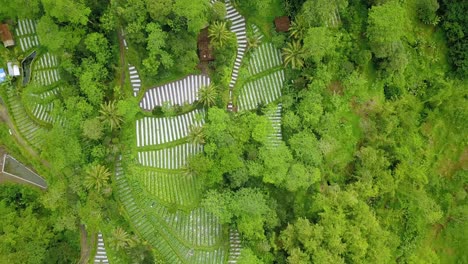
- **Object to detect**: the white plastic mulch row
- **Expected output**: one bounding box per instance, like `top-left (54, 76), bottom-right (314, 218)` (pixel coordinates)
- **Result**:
top-left (137, 143), bottom-right (203, 169)
top-left (15, 19), bottom-right (39, 52)
top-left (128, 65), bottom-right (141, 96)
top-left (174, 207), bottom-right (222, 247)
top-left (117, 164), bottom-right (227, 262)
top-left (248, 43), bottom-right (282, 76)
top-left (227, 229), bottom-right (242, 264)
top-left (135, 110), bottom-right (204, 147)
top-left (6, 88), bottom-right (45, 148)
top-left (15, 19), bottom-right (36, 36)
top-left (34, 69), bottom-right (60, 86)
top-left (225, 1), bottom-right (247, 108)
top-left (251, 24), bottom-right (263, 41)
top-left (18, 36), bottom-right (39, 52)
top-left (34, 53), bottom-right (59, 70)
top-left (132, 170), bottom-right (200, 207)
top-left (140, 75), bottom-right (210, 110)
top-left (32, 103), bottom-right (54, 123)
top-left (151, 204), bottom-right (222, 247)
top-left (94, 233), bottom-right (109, 264)
top-left (29, 87), bottom-right (61, 124)
top-left (265, 104), bottom-right (283, 147)
top-left (35, 87), bottom-right (60, 99)
top-left (237, 70), bottom-right (284, 111)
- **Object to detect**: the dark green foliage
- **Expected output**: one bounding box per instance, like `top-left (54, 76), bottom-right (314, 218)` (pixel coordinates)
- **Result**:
top-left (440, 0), bottom-right (468, 78)
top-left (0, 0), bottom-right (466, 262)
top-left (0, 185), bottom-right (80, 263)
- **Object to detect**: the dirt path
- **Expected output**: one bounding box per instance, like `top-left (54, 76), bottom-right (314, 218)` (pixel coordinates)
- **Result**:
top-left (117, 29), bottom-right (126, 94)
top-left (79, 224), bottom-right (93, 264)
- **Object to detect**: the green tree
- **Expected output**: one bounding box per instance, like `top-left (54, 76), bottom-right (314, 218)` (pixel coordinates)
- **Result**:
top-left (41, 0), bottom-right (91, 25)
top-left (99, 101), bottom-right (124, 131)
top-left (203, 188), bottom-right (278, 241)
top-left (84, 33), bottom-right (111, 64)
top-left (211, 2), bottom-right (226, 21)
top-left (188, 125), bottom-right (205, 145)
top-left (288, 131), bottom-right (323, 166)
top-left (109, 227), bottom-right (135, 250)
top-left (280, 189), bottom-right (395, 263)
top-left (301, 0), bottom-right (348, 27)
top-left (82, 118), bottom-right (104, 140)
top-left (84, 164), bottom-right (110, 192)
top-left (78, 58), bottom-right (108, 106)
top-left (209, 21), bottom-right (233, 48)
top-left (303, 27), bottom-right (337, 63)
top-left (367, 1), bottom-right (408, 58)
top-left (416, 0), bottom-right (440, 25)
top-left (198, 83), bottom-right (218, 107)
top-left (36, 16), bottom-right (84, 52)
top-left (289, 15), bottom-right (308, 40)
top-left (173, 0), bottom-right (210, 33)
top-left (282, 41), bottom-right (305, 69)
top-left (142, 22), bottom-right (173, 76)
top-left (145, 0), bottom-right (173, 22)
top-left (0, 0), bottom-right (40, 18)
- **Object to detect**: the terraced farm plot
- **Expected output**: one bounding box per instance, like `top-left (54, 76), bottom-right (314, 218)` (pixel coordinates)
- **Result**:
top-left (94, 233), bottom-right (109, 264)
top-left (152, 205), bottom-right (223, 247)
top-left (33, 53), bottom-right (61, 86)
top-left (247, 43), bottom-right (282, 76)
top-left (228, 229), bottom-right (242, 264)
top-left (237, 70), bottom-right (284, 111)
top-left (115, 165), bottom-right (227, 263)
top-left (138, 143), bottom-right (203, 169)
top-left (140, 75), bottom-right (210, 110)
top-left (265, 104), bottom-right (283, 146)
top-left (136, 110), bottom-right (204, 147)
top-left (225, 2), bottom-right (247, 92)
top-left (15, 19), bottom-right (39, 52)
top-left (131, 170), bottom-right (201, 207)
top-left (5, 88), bottom-right (45, 148)
top-left (128, 65), bottom-right (142, 96)
top-left (28, 87), bottom-right (61, 124)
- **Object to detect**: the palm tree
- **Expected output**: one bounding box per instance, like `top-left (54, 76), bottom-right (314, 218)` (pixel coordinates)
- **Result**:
top-left (247, 34), bottom-right (261, 52)
top-left (289, 16), bottom-right (307, 40)
top-left (282, 41), bottom-right (305, 69)
top-left (109, 227), bottom-right (133, 250)
top-left (198, 83), bottom-right (218, 107)
top-left (208, 21), bottom-right (232, 48)
top-left (187, 125), bottom-right (205, 145)
top-left (84, 164), bottom-right (110, 192)
top-left (99, 101), bottom-right (123, 131)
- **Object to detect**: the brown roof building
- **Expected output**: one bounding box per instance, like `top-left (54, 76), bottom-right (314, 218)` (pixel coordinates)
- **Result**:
top-left (197, 27), bottom-right (214, 62)
top-left (0, 24), bottom-right (15, 47)
top-left (274, 16), bottom-right (290, 32)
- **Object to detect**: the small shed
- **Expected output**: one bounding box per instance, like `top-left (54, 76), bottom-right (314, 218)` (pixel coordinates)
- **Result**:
top-left (274, 16), bottom-right (290, 32)
top-left (7, 62), bottom-right (20, 77)
top-left (197, 27), bottom-right (214, 62)
top-left (0, 24), bottom-right (15, 47)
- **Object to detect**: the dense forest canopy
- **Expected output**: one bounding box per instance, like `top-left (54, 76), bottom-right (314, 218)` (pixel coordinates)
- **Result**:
top-left (0, 0), bottom-right (466, 263)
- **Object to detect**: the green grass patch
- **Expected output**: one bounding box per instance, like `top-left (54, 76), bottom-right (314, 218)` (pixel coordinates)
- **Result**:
top-left (234, 0), bottom-right (285, 40)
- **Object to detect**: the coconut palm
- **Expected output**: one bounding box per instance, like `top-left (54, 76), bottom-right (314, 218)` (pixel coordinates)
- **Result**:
top-left (109, 227), bottom-right (134, 250)
top-left (208, 21), bottom-right (232, 48)
top-left (198, 83), bottom-right (218, 107)
top-left (247, 34), bottom-right (261, 52)
top-left (289, 16), bottom-right (307, 40)
top-left (99, 100), bottom-right (123, 131)
top-left (187, 125), bottom-right (205, 145)
top-left (282, 41), bottom-right (305, 69)
top-left (84, 164), bottom-right (110, 192)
